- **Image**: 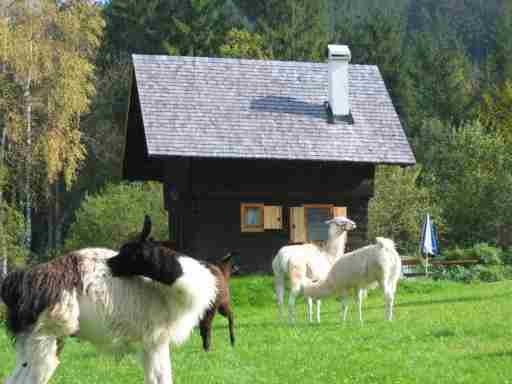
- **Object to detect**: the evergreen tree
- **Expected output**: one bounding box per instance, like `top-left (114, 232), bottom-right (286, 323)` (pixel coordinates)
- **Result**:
top-left (102, 0), bottom-right (241, 60)
top-left (102, 0), bottom-right (165, 58)
top-left (255, 0), bottom-right (329, 62)
top-left (219, 29), bottom-right (271, 59)
top-left (401, 33), bottom-right (474, 133)
top-left (333, 8), bottom-right (406, 106)
top-left (488, 1), bottom-right (512, 84)
top-left (163, 0), bottom-right (241, 57)
top-left (479, 81), bottom-right (512, 145)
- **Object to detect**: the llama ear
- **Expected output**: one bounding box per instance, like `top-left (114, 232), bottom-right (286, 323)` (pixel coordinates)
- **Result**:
top-left (140, 215), bottom-right (152, 241)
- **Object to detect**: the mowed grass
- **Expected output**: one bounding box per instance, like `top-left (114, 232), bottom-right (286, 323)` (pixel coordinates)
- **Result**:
top-left (1, 277), bottom-right (512, 383)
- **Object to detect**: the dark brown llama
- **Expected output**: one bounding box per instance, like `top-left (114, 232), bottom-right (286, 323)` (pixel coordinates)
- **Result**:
top-left (147, 240), bottom-right (237, 352)
top-left (199, 252), bottom-right (236, 351)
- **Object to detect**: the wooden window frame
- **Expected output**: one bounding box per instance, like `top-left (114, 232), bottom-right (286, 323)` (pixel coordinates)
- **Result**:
top-left (240, 203), bottom-right (265, 232)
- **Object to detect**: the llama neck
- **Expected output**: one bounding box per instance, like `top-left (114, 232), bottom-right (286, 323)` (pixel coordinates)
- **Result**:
top-left (220, 261), bottom-right (232, 281)
top-left (325, 231), bottom-right (347, 264)
top-left (303, 279), bottom-right (332, 299)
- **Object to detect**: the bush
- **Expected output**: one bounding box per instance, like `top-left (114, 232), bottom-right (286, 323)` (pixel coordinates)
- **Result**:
top-left (443, 247), bottom-right (468, 261)
top-left (368, 165), bottom-right (442, 254)
top-left (442, 243), bottom-right (504, 265)
top-left (501, 248), bottom-right (512, 265)
top-left (0, 202), bottom-right (28, 268)
top-left (470, 243), bottom-right (502, 265)
top-left (0, 302), bottom-right (6, 323)
top-left (470, 265), bottom-right (508, 282)
top-left (431, 265), bottom-right (474, 283)
top-left (431, 264), bottom-right (512, 283)
top-left (65, 182), bottom-right (168, 251)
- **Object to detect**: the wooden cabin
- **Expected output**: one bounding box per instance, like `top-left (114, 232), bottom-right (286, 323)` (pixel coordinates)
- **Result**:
top-left (122, 46), bottom-right (415, 273)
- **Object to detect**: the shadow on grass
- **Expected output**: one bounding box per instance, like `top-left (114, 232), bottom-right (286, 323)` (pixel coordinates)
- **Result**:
top-left (397, 292), bottom-right (511, 308)
top-left (314, 291), bottom-right (511, 318)
top-left (430, 328), bottom-right (458, 338)
top-left (229, 318), bottom-right (381, 331)
top-left (469, 350), bottom-right (512, 360)
top-left (225, 320), bottom-right (302, 330)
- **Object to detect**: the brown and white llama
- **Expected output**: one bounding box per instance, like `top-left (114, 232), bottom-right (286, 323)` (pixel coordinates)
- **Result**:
top-left (1, 216), bottom-right (217, 384)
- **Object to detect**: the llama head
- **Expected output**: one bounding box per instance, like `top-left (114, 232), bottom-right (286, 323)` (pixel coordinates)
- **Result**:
top-left (326, 216), bottom-right (356, 238)
top-left (107, 215), bottom-right (184, 285)
top-left (220, 251), bottom-right (240, 277)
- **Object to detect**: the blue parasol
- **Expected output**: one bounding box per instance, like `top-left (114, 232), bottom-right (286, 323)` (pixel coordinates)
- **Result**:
top-left (420, 214), bottom-right (439, 257)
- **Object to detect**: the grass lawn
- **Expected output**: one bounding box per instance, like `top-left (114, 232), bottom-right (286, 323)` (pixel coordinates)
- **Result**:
top-left (1, 276), bottom-right (512, 383)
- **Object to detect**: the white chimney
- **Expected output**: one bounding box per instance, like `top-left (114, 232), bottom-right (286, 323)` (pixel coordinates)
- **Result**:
top-left (328, 45), bottom-right (351, 117)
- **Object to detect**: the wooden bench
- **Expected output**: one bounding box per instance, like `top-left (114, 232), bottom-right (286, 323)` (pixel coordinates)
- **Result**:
top-left (401, 258), bottom-right (480, 277)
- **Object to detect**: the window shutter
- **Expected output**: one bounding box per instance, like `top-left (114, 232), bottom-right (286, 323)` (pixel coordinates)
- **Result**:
top-left (332, 206), bottom-right (347, 218)
top-left (264, 206), bottom-right (282, 230)
top-left (289, 207), bottom-right (306, 243)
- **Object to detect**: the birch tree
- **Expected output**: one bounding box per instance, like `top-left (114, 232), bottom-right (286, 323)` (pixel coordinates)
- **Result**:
top-left (0, 0), bottom-right (103, 262)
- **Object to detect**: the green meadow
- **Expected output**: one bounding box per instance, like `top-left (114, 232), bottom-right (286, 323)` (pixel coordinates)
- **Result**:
top-left (1, 277), bottom-right (512, 383)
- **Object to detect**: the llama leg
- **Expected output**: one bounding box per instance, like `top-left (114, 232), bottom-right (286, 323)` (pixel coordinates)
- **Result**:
top-left (227, 312), bottom-right (235, 347)
top-left (26, 335), bottom-right (60, 384)
top-left (143, 343), bottom-right (172, 384)
top-left (340, 294), bottom-right (349, 322)
top-left (218, 304), bottom-right (235, 347)
top-left (274, 273), bottom-right (285, 320)
top-left (316, 299), bottom-right (321, 323)
top-left (306, 297), bottom-right (313, 323)
top-left (384, 281), bottom-right (395, 321)
top-left (199, 309), bottom-right (215, 351)
top-left (5, 334), bottom-right (30, 384)
top-left (357, 289), bottom-right (365, 323)
top-left (288, 286), bottom-right (301, 324)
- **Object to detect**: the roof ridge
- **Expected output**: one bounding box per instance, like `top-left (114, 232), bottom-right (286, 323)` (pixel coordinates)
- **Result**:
top-left (132, 54), bottom-right (378, 70)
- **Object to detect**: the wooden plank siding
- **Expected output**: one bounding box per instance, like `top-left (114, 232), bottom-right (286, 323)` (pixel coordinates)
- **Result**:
top-left (162, 157), bottom-right (374, 273)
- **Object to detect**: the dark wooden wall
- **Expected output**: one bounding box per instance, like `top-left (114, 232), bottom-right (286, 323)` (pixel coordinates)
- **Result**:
top-left (164, 157), bottom-right (375, 273)
top-left (123, 75), bottom-right (164, 181)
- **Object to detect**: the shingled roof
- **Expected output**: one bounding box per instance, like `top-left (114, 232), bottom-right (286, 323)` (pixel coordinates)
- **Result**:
top-left (127, 54), bottom-right (415, 171)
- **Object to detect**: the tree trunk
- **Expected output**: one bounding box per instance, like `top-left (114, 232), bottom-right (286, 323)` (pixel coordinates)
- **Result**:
top-left (23, 6), bottom-right (34, 255)
top-left (0, 11), bottom-right (8, 278)
top-left (55, 178), bottom-right (63, 250)
top-left (47, 182), bottom-right (55, 252)
top-left (0, 159), bottom-right (7, 277)
top-left (24, 77), bottom-right (32, 252)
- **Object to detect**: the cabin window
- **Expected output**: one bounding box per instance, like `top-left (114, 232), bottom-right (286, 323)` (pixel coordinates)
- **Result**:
top-left (289, 205), bottom-right (347, 243)
top-left (305, 205), bottom-right (332, 242)
top-left (241, 204), bottom-right (283, 232)
top-left (240, 203), bottom-right (265, 232)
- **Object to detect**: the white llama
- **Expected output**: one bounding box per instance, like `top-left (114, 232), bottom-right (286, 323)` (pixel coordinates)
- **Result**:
top-left (272, 216), bottom-right (356, 323)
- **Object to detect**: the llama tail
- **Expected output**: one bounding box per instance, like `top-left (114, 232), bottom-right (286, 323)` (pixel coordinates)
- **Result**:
top-left (375, 237), bottom-right (396, 251)
top-left (375, 237), bottom-right (402, 283)
top-left (272, 254), bottom-right (286, 317)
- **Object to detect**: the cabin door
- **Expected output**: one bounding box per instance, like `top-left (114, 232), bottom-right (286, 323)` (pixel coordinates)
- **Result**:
top-left (289, 205), bottom-right (348, 245)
